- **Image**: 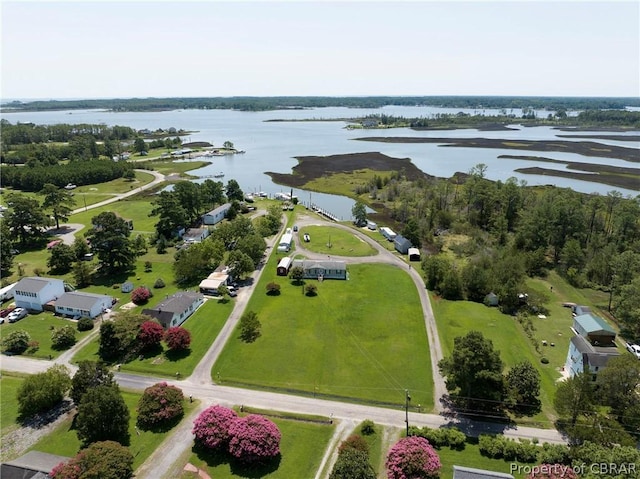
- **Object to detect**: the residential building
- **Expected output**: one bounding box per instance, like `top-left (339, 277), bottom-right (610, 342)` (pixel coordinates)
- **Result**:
top-left (277, 257), bottom-right (293, 276)
top-left (1, 451), bottom-right (71, 479)
top-left (565, 312), bottom-right (619, 378)
top-left (380, 227), bottom-right (397, 241)
top-left (277, 233), bottom-right (293, 252)
top-left (13, 277), bottom-right (65, 312)
top-left (202, 203), bottom-right (231, 225)
top-left (291, 259), bottom-right (347, 280)
top-left (183, 227), bottom-right (210, 244)
top-left (394, 234), bottom-right (412, 254)
top-left (54, 291), bottom-right (113, 319)
top-left (142, 291), bottom-right (204, 329)
top-left (453, 465), bottom-right (514, 479)
top-left (199, 266), bottom-right (231, 295)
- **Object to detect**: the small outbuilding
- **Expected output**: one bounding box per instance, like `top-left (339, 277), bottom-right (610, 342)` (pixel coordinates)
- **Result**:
top-left (277, 257), bottom-right (292, 276)
top-left (121, 281), bottom-right (134, 293)
top-left (394, 235), bottom-right (412, 254)
top-left (408, 247), bottom-right (421, 262)
top-left (484, 292), bottom-right (499, 307)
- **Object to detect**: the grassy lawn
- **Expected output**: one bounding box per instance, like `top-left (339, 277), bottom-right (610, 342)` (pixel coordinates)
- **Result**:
top-left (297, 225), bottom-right (377, 257)
top-left (69, 197), bottom-right (157, 234)
top-left (72, 298), bottom-right (233, 379)
top-left (1, 312), bottom-right (95, 360)
top-left (302, 169), bottom-right (395, 199)
top-left (438, 442), bottom-right (528, 479)
top-left (358, 422), bottom-right (384, 475)
top-left (430, 295), bottom-right (557, 427)
top-left (28, 389), bottom-right (197, 470)
top-left (183, 415), bottom-right (335, 479)
top-left (354, 226), bottom-right (398, 252)
top-left (0, 375), bottom-right (24, 435)
top-left (214, 262), bottom-right (434, 410)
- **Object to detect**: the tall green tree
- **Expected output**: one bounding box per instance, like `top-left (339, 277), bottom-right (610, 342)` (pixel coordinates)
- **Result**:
top-left (47, 243), bottom-right (75, 274)
top-left (149, 190), bottom-right (189, 239)
top-left (0, 220), bottom-right (15, 277)
top-left (596, 354), bottom-right (640, 431)
top-left (554, 372), bottom-right (594, 427)
top-left (85, 212), bottom-right (134, 273)
top-left (615, 276), bottom-right (640, 340)
top-left (438, 331), bottom-right (505, 412)
top-left (6, 193), bottom-right (52, 245)
top-left (75, 384), bottom-right (130, 447)
top-left (351, 201), bottom-right (367, 225)
top-left (71, 361), bottom-right (117, 405)
top-left (133, 137), bottom-right (147, 154)
top-left (225, 179), bottom-right (244, 202)
top-left (505, 361), bottom-right (541, 416)
top-left (40, 183), bottom-right (76, 229)
top-left (227, 249), bottom-right (255, 279)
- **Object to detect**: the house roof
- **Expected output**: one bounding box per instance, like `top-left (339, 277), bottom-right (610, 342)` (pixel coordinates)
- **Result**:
top-left (453, 465), bottom-right (514, 479)
top-left (394, 235), bottom-right (412, 247)
top-left (574, 313), bottom-right (616, 336)
top-left (292, 259), bottom-right (346, 271)
top-left (408, 247), bottom-right (420, 256)
top-left (14, 277), bottom-right (63, 294)
top-left (55, 292), bottom-right (111, 310)
top-left (143, 292), bottom-right (203, 315)
top-left (571, 335), bottom-right (620, 367)
top-left (2, 450), bottom-right (70, 478)
top-left (184, 227), bottom-right (207, 239)
top-left (204, 203), bottom-right (231, 216)
top-left (199, 278), bottom-right (227, 290)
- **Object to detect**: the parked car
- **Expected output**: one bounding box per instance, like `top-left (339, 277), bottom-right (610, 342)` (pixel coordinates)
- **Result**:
top-left (227, 286), bottom-right (238, 297)
top-left (0, 306), bottom-right (16, 318)
top-left (626, 343), bottom-right (640, 359)
top-left (303, 233), bottom-right (310, 242)
top-left (7, 307), bottom-right (27, 323)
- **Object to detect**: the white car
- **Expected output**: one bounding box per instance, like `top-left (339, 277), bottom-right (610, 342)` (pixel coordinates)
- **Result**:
top-left (7, 308), bottom-right (27, 323)
top-left (626, 344), bottom-right (640, 359)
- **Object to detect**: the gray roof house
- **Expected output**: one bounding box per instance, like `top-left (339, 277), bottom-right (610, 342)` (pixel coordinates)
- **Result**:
top-left (13, 277), bottom-right (65, 312)
top-left (565, 334), bottom-right (620, 378)
top-left (1, 451), bottom-right (70, 479)
top-left (142, 291), bottom-right (204, 329)
top-left (54, 291), bottom-right (113, 319)
top-left (291, 259), bottom-right (347, 280)
top-left (183, 227), bottom-right (210, 243)
top-left (202, 203), bottom-right (231, 226)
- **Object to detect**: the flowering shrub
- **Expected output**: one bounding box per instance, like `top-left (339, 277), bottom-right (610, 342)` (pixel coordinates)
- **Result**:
top-left (385, 436), bottom-right (441, 479)
top-left (192, 405), bottom-right (238, 450)
top-left (138, 321), bottom-right (164, 349)
top-left (527, 464), bottom-right (578, 479)
top-left (228, 414), bottom-right (281, 464)
top-left (137, 382), bottom-right (184, 430)
top-left (50, 440), bottom-right (133, 479)
top-left (338, 434), bottom-right (369, 455)
top-left (164, 327), bottom-right (191, 350)
top-left (131, 286), bottom-right (152, 305)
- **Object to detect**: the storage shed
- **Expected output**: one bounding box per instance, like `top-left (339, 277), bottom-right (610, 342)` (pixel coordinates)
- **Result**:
top-left (277, 257), bottom-right (293, 276)
top-left (408, 248), bottom-right (421, 262)
top-left (394, 235), bottom-right (412, 254)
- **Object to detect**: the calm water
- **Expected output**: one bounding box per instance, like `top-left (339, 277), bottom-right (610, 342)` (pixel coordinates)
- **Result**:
top-left (2, 106), bottom-right (639, 218)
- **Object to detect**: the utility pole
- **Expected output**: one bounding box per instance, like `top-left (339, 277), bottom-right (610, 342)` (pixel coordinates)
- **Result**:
top-left (405, 389), bottom-right (411, 436)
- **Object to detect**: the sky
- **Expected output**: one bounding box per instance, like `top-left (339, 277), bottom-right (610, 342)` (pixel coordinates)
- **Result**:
top-left (1, 0), bottom-right (639, 99)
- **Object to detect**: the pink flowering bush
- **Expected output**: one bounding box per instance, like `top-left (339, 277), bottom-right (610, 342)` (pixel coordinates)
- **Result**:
top-left (131, 286), bottom-right (152, 305)
top-left (136, 382), bottom-right (184, 430)
top-left (386, 436), bottom-right (441, 479)
top-left (164, 326), bottom-right (191, 351)
top-left (228, 414), bottom-right (282, 464)
top-left (138, 321), bottom-right (164, 349)
top-left (50, 440), bottom-right (133, 479)
top-left (192, 405), bottom-right (238, 450)
top-left (527, 464), bottom-right (579, 479)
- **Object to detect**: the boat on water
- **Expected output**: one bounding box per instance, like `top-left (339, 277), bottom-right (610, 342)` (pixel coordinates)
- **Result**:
top-left (214, 172), bottom-right (225, 178)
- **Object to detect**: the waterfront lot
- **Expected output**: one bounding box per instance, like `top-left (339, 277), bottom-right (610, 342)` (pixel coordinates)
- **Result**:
top-left (297, 224), bottom-right (378, 257)
top-left (213, 260), bottom-right (434, 410)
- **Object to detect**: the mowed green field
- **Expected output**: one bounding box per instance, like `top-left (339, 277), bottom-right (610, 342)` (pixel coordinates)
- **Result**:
top-left (297, 225), bottom-right (378, 257)
top-left (0, 375), bottom-right (24, 435)
top-left (214, 263), bottom-right (434, 409)
top-left (183, 416), bottom-right (335, 479)
top-left (430, 295), bottom-right (559, 426)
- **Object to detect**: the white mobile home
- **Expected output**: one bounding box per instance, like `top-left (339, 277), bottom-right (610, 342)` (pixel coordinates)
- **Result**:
top-left (55, 292), bottom-right (113, 319)
top-left (277, 233), bottom-right (293, 252)
top-left (202, 203), bottom-right (231, 226)
top-left (13, 277), bottom-right (65, 312)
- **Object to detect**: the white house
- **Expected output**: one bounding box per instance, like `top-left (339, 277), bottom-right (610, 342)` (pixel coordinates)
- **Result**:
top-left (202, 203), bottom-right (231, 225)
top-left (565, 313), bottom-right (620, 378)
top-left (183, 227), bottom-right (210, 243)
top-left (54, 292), bottom-right (113, 319)
top-left (142, 291), bottom-right (204, 329)
top-left (380, 227), bottom-right (396, 241)
top-left (13, 277), bottom-right (65, 312)
top-left (291, 259), bottom-right (347, 280)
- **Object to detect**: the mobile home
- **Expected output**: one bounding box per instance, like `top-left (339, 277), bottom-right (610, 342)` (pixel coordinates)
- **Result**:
top-left (277, 257), bottom-right (293, 276)
top-left (277, 233), bottom-right (293, 252)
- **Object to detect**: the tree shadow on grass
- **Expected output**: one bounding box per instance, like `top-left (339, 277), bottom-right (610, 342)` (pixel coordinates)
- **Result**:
top-left (139, 343), bottom-right (164, 359)
top-left (92, 271), bottom-right (133, 287)
top-left (191, 444), bottom-right (281, 477)
top-left (137, 412), bottom-right (184, 434)
top-left (17, 399), bottom-right (74, 427)
top-left (164, 348), bottom-right (191, 362)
